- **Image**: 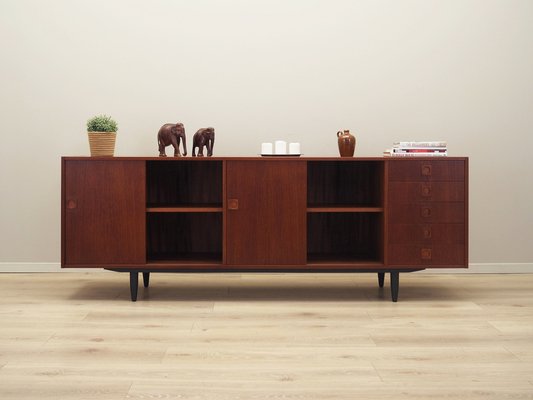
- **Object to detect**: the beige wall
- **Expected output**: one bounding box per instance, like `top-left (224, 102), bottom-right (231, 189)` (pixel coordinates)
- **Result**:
top-left (1, 0), bottom-right (532, 268)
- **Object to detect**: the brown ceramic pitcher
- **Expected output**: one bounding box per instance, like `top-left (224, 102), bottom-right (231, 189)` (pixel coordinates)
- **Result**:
top-left (337, 130), bottom-right (356, 157)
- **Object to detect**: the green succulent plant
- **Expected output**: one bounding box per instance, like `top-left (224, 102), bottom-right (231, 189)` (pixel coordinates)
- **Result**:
top-left (87, 115), bottom-right (118, 133)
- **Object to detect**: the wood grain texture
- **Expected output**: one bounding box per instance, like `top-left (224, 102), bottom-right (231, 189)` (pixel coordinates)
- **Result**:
top-left (62, 157), bottom-right (468, 273)
top-left (226, 160), bottom-right (307, 265)
top-left (387, 158), bottom-right (467, 268)
top-left (388, 160), bottom-right (466, 181)
top-left (1, 272), bottom-right (533, 399)
top-left (146, 160), bottom-right (223, 207)
top-left (307, 160), bottom-right (383, 207)
top-left (388, 181), bottom-right (465, 202)
top-left (63, 160), bottom-right (146, 266)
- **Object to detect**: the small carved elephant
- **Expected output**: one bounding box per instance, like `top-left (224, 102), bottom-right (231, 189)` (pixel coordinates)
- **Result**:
top-left (192, 127), bottom-right (215, 157)
top-left (158, 122), bottom-right (187, 157)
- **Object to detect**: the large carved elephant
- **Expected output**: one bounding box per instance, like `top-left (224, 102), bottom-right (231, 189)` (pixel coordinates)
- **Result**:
top-left (192, 127), bottom-right (215, 157)
top-left (158, 123), bottom-right (187, 157)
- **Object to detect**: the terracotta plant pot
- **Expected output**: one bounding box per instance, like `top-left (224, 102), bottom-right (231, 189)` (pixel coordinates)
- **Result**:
top-left (88, 132), bottom-right (116, 156)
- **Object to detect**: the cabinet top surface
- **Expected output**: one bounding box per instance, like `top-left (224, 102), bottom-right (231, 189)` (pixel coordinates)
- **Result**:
top-left (62, 156), bottom-right (468, 161)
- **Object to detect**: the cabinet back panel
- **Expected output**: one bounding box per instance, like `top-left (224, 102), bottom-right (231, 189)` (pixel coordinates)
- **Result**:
top-left (307, 213), bottom-right (382, 262)
top-left (146, 213), bottom-right (222, 261)
top-left (146, 161), bottom-right (222, 207)
top-left (307, 161), bottom-right (383, 207)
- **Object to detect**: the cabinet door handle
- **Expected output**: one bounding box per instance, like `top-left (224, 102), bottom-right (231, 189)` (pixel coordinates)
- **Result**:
top-left (421, 164), bottom-right (432, 177)
top-left (421, 248), bottom-right (432, 260)
top-left (421, 207), bottom-right (432, 218)
top-left (66, 199), bottom-right (77, 210)
top-left (421, 184), bottom-right (432, 197)
top-left (228, 199), bottom-right (239, 210)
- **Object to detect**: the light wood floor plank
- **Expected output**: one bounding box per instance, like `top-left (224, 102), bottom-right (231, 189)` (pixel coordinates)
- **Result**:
top-left (1, 272), bottom-right (533, 399)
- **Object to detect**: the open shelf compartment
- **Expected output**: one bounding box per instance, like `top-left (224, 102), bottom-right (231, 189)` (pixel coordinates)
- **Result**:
top-left (307, 212), bottom-right (383, 264)
top-left (146, 212), bottom-right (222, 264)
top-left (146, 160), bottom-right (223, 208)
top-left (307, 161), bottom-right (383, 208)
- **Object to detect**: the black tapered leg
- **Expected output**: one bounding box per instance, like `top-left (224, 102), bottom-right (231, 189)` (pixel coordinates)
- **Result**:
top-left (130, 272), bottom-right (138, 302)
top-left (378, 272), bottom-right (385, 288)
top-left (143, 272), bottom-right (150, 288)
top-left (390, 272), bottom-right (399, 302)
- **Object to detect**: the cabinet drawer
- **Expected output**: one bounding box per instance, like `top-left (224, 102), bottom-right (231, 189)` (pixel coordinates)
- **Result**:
top-left (388, 224), bottom-right (465, 245)
top-left (388, 160), bottom-right (465, 182)
top-left (388, 245), bottom-right (466, 267)
top-left (389, 203), bottom-right (465, 224)
top-left (389, 181), bottom-right (465, 202)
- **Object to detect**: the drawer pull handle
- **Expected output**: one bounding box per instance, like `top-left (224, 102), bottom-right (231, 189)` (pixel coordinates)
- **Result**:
top-left (421, 207), bottom-right (432, 218)
top-left (421, 248), bottom-right (432, 260)
top-left (421, 164), bottom-right (432, 176)
top-left (421, 184), bottom-right (432, 197)
top-left (423, 227), bottom-right (432, 239)
top-left (228, 199), bottom-right (239, 210)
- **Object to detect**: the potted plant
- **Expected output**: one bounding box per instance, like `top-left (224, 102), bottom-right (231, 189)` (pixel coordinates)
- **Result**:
top-left (87, 115), bottom-right (118, 156)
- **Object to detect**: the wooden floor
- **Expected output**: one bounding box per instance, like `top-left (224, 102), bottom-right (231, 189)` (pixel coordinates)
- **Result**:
top-left (0, 272), bottom-right (532, 399)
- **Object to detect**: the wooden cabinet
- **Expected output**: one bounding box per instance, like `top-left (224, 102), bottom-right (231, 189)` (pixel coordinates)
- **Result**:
top-left (226, 160), bottom-right (307, 266)
top-left (61, 157), bottom-right (468, 301)
top-left (62, 160), bottom-right (145, 266)
top-left (387, 159), bottom-right (468, 267)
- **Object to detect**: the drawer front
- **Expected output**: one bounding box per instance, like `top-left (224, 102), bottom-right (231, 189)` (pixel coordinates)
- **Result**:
top-left (388, 160), bottom-right (465, 182)
top-left (388, 202), bottom-right (465, 224)
top-left (388, 245), bottom-right (466, 267)
top-left (389, 181), bottom-right (465, 202)
top-left (389, 223), bottom-right (465, 245)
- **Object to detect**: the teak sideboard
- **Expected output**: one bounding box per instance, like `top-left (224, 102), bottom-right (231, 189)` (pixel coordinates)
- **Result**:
top-left (61, 156), bottom-right (468, 301)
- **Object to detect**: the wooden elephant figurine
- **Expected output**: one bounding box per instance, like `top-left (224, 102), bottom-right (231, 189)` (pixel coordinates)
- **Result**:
top-left (192, 127), bottom-right (215, 157)
top-left (158, 123), bottom-right (187, 157)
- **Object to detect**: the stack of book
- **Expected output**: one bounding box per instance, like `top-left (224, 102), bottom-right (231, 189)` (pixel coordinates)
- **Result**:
top-left (384, 141), bottom-right (447, 157)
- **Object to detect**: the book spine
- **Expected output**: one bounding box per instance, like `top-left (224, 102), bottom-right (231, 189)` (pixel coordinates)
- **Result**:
top-left (393, 141), bottom-right (447, 147)
top-left (388, 151), bottom-right (448, 157)
top-left (393, 148), bottom-right (447, 153)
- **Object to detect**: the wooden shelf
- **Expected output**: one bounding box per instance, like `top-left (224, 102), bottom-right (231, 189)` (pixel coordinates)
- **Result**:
top-left (307, 255), bottom-right (383, 267)
top-left (147, 206), bottom-right (223, 213)
top-left (307, 207), bottom-right (383, 213)
top-left (307, 261), bottom-right (385, 269)
top-left (147, 256), bottom-right (223, 267)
